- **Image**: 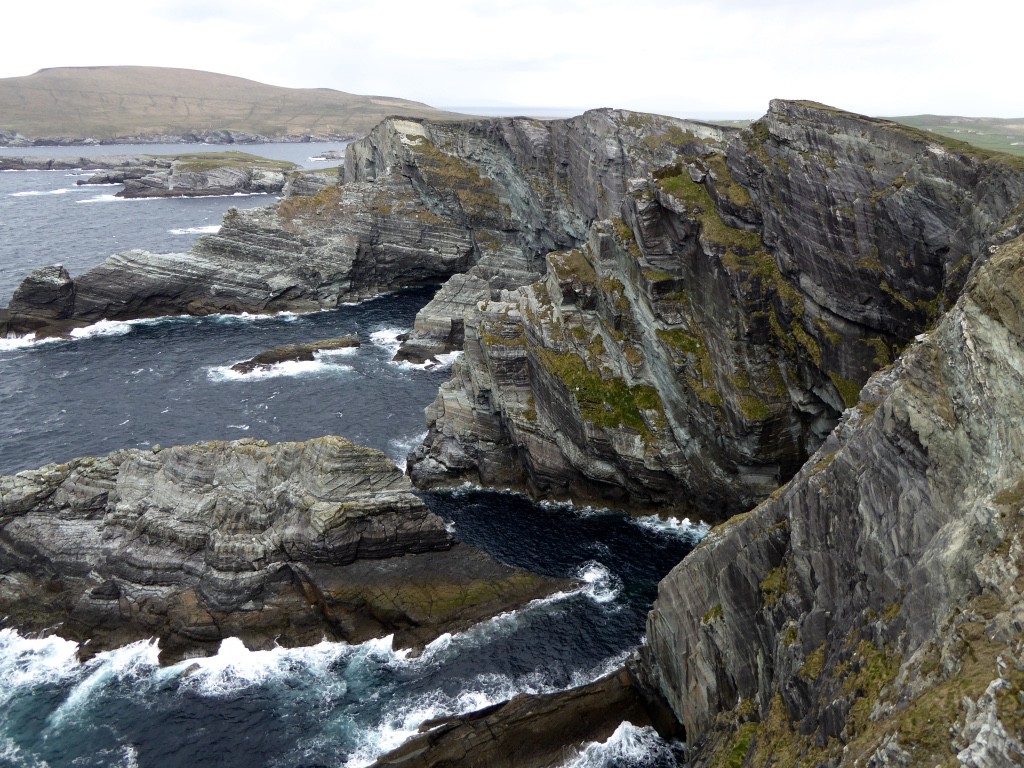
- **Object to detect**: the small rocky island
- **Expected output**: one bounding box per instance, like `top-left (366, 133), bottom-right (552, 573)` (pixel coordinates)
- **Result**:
top-left (3, 99), bottom-right (1024, 765)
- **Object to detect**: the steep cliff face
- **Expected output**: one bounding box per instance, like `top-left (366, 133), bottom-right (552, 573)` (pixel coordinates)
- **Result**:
top-left (0, 436), bottom-right (561, 662)
top-left (409, 101), bottom-right (1024, 516)
top-left (635, 234), bottom-right (1024, 766)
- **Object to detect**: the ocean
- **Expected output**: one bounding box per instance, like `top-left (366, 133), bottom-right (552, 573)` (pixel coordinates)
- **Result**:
top-left (0, 145), bottom-right (702, 767)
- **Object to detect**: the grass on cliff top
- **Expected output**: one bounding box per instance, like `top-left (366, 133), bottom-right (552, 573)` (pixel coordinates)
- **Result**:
top-left (169, 151), bottom-right (298, 173)
top-left (784, 100), bottom-right (1024, 168)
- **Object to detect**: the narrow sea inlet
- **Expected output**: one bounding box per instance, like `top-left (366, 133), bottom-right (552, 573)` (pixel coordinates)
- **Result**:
top-left (0, 146), bottom-right (701, 766)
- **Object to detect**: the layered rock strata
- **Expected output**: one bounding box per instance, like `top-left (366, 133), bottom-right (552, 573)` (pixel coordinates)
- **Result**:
top-left (4, 102), bottom-right (1023, 517)
top-left (634, 233), bottom-right (1024, 766)
top-left (0, 436), bottom-right (561, 662)
top-left (409, 101), bottom-right (1024, 516)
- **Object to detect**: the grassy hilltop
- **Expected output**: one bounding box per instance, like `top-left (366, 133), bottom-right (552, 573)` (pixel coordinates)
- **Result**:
top-left (0, 66), bottom-right (468, 141)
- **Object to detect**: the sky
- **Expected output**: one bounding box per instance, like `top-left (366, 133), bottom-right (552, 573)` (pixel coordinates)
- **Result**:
top-left (1, 0), bottom-right (1020, 119)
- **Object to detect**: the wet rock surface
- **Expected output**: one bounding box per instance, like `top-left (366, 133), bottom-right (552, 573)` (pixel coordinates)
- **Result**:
top-left (372, 669), bottom-right (662, 768)
top-left (229, 336), bottom-right (359, 373)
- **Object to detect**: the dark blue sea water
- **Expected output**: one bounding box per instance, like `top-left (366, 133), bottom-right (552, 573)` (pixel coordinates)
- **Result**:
top-left (0, 147), bottom-right (702, 768)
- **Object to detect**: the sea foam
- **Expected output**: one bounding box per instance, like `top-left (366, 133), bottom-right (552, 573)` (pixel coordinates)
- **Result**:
top-left (563, 722), bottom-right (679, 768)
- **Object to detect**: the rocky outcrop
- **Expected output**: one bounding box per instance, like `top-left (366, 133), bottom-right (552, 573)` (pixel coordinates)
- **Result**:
top-left (0, 436), bottom-right (563, 662)
top-left (116, 163), bottom-right (290, 198)
top-left (230, 336), bottom-right (359, 373)
top-left (372, 670), bottom-right (663, 768)
top-left (409, 101), bottom-right (1024, 516)
top-left (633, 233), bottom-right (1024, 766)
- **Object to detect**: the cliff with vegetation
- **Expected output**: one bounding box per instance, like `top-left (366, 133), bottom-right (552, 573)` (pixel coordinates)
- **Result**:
top-left (635, 233), bottom-right (1024, 766)
top-left (404, 101), bottom-right (1024, 517)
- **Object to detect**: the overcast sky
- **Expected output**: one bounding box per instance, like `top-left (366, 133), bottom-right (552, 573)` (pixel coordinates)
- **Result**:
top-left (1, 0), bottom-right (1019, 118)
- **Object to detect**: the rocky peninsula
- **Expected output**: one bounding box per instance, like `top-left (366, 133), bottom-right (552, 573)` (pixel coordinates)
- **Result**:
top-left (0, 436), bottom-right (562, 663)
top-left (3, 99), bottom-right (1024, 763)
top-left (0, 150), bottom-right (304, 198)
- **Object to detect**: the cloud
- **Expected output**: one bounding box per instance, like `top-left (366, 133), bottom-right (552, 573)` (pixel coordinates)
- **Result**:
top-left (1, 0), bottom-right (1019, 118)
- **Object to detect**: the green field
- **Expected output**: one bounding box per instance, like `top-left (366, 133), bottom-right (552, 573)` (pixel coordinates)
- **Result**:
top-left (890, 115), bottom-right (1024, 157)
top-left (707, 112), bottom-right (1024, 158)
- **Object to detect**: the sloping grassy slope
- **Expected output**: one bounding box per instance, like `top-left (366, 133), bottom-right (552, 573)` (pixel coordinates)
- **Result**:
top-left (0, 66), bottom-right (467, 139)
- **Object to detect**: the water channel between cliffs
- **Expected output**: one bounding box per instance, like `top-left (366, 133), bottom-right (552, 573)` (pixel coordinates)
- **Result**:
top-left (0, 148), bottom-right (704, 766)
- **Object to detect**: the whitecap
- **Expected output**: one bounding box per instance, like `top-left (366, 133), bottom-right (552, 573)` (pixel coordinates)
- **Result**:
top-left (393, 350), bottom-right (463, 372)
top-left (8, 188), bottom-right (74, 197)
top-left (387, 430), bottom-right (428, 471)
top-left (173, 637), bottom-right (352, 697)
top-left (631, 514), bottom-right (710, 542)
top-left (576, 561), bottom-right (622, 604)
top-left (167, 225), bottom-right (221, 235)
top-left (369, 328), bottom-right (408, 357)
top-left (47, 639), bottom-right (161, 728)
top-left (207, 358), bottom-right (354, 382)
top-left (75, 194), bottom-right (123, 204)
top-left (0, 333), bottom-right (62, 351)
top-left (0, 737), bottom-right (50, 768)
top-left (227, 423), bottom-right (250, 431)
top-left (562, 722), bottom-right (678, 768)
top-left (68, 319), bottom-right (135, 338)
top-left (0, 628), bottom-right (80, 708)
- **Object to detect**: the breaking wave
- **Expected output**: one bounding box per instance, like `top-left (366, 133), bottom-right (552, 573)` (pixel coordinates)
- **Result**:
top-left (562, 722), bottom-right (680, 768)
top-left (207, 357), bottom-right (354, 381)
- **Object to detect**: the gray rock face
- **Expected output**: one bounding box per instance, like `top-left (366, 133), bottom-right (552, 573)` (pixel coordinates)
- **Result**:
top-left (408, 101), bottom-right (1024, 516)
top-left (0, 154), bottom-right (168, 171)
top-left (0, 436), bottom-right (563, 661)
top-left (634, 234), bottom-right (1024, 766)
top-left (117, 164), bottom-right (287, 198)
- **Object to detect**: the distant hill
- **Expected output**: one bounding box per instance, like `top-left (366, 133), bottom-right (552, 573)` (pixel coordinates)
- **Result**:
top-left (0, 66), bottom-right (468, 142)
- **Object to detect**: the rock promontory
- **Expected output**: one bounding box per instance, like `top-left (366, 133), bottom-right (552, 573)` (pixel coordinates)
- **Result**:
top-left (0, 436), bottom-right (562, 662)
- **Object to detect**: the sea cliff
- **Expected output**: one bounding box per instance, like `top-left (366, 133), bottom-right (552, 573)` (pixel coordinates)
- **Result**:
top-left (4, 100), bottom-right (1024, 763)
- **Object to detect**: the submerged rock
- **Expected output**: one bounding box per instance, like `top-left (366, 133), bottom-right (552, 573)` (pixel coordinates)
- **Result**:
top-left (229, 336), bottom-right (359, 373)
top-left (0, 436), bottom-right (563, 662)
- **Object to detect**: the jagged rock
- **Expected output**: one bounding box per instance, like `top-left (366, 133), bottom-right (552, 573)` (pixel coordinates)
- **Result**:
top-left (4, 103), bottom-right (1023, 520)
top-left (118, 162), bottom-right (289, 198)
top-left (230, 336), bottom-right (359, 373)
top-left (0, 436), bottom-right (564, 662)
top-left (633, 234), bottom-right (1024, 766)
